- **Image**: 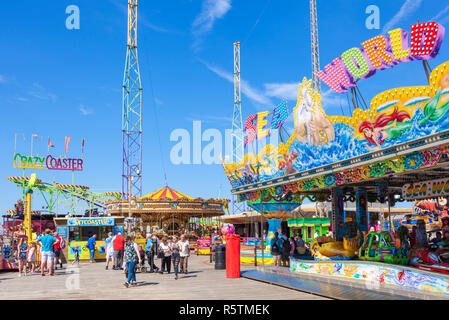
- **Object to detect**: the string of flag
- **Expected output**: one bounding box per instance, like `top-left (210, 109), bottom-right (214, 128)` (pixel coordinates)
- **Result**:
top-left (15, 134), bottom-right (85, 155)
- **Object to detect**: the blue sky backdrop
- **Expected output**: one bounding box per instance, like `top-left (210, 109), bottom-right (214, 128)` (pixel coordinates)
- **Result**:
top-left (1, 0), bottom-right (449, 213)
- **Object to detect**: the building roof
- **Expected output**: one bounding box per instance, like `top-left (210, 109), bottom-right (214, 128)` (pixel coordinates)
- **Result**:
top-left (140, 186), bottom-right (193, 201)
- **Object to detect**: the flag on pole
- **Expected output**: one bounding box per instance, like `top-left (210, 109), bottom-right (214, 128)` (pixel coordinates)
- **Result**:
top-left (48, 137), bottom-right (55, 152)
top-left (32, 134), bottom-right (42, 142)
top-left (65, 136), bottom-right (71, 154)
top-left (82, 138), bottom-right (85, 154)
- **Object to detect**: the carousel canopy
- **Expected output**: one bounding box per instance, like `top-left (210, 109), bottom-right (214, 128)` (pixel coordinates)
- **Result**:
top-left (140, 186), bottom-right (193, 201)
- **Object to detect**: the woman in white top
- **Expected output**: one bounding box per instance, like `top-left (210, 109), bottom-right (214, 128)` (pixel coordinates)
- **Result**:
top-left (158, 237), bottom-right (172, 274)
top-left (178, 235), bottom-right (190, 274)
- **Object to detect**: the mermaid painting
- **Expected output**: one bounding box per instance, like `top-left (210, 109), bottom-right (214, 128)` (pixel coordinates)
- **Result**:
top-left (358, 107), bottom-right (411, 151)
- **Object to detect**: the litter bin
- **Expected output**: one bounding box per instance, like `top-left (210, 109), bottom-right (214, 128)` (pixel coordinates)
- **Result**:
top-left (226, 234), bottom-right (240, 278)
top-left (215, 244), bottom-right (226, 270)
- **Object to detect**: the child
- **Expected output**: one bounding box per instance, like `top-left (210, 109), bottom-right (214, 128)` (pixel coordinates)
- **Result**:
top-left (72, 245), bottom-right (80, 265)
top-left (17, 238), bottom-right (28, 277)
top-left (27, 242), bottom-right (37, 274)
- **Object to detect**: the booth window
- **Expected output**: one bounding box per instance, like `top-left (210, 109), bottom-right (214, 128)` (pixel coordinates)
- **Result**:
top-left (69, 226), bottom-right (113, 241)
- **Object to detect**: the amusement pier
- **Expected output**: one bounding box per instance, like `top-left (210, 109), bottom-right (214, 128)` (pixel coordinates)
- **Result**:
top-left (2, 0), bottom-right (449, 303)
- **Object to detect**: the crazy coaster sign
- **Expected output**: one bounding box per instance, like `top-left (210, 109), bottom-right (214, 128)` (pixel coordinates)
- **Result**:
top-left (402, 178), bottom-right (449, 200)
top-left (13, 153), bottom-right (84, 171)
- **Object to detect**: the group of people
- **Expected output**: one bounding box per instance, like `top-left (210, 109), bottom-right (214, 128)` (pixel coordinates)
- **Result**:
top-left (92, 232), bottom-right (191, 288)
top-left (270, 232), bottom-right (307, 267)
top-left (16, 228), bottom-right (65, 277)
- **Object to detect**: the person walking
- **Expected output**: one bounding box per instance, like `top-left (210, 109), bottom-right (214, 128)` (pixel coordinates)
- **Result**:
top-left (37, 229), bottom-right (59, 276)
top-left (171, 236), bottom-right (181, 280)
top-left (270, 232), bottom-right (283, 267)
top-left (179, 234), bottom-right (190, 274)
top-left (112, 232), bottom-right (124, 270)
top-left (123, 236), bottom-right (142, 288)
top-left (105, 232), bottom-right (114, 270)
top-left (53, 232), bottom-right (64, 270)
top-left (159, 237), bottom-right (172, 274)
top-left (72, 245), bottom-right (80, 265)
top-left (145, 234), bottom-right (159, 273)
top-left (17, 237), bottom-right (28, 277)
top-left (281, 234), bottom-right (291, 267)
top-left (86, 234), bottom-right (97, 263)
top-left (27, 242), bottom-right (37, 274)
top-left (289, 237), bottom-right (296, 257)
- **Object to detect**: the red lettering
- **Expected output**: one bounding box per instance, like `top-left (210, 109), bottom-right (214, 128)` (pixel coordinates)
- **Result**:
top-left (245, 114), bottom-right (256, 146)
top-left (410, 22), bottom-right (445, 60)
top-left (316, 57), bottom-right (355, 93)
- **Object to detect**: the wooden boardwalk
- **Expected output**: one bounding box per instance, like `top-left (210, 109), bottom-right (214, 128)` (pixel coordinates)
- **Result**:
top-left (0, 255), bottom-right (327, 300)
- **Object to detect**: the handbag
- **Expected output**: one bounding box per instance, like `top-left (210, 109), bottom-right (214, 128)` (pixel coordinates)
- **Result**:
top-left (157, 243), bottom-right (164, 259)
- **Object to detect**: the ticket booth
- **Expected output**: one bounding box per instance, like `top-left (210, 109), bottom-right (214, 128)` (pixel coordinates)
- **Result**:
top-left (54, 216), bottom-right (125, 261)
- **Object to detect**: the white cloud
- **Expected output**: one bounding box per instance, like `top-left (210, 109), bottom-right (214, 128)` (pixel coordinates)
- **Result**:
top-left (200, 59), bottom-right (272, 106)
top-left (321, 89), bottom-right (348, 111)
top-left (154, 98), bottom-right (164, 105)
top-left (192, 0), bottom-right (232, 35)
top-left (382, 0), bottom-right (423, 34)
top-left (264, 83), bottom-right (298, 100)
top-left (79, 105), bottom-right (93, 116)
top-left (27, 83), bottom-right (57, 102)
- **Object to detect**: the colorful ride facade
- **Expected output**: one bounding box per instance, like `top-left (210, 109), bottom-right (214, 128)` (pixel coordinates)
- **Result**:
top-left (222, 21), bottom-right (449, 294)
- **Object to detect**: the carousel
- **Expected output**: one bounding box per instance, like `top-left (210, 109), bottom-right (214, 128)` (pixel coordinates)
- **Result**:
top-left (105, 186), bottom-right (229, 238)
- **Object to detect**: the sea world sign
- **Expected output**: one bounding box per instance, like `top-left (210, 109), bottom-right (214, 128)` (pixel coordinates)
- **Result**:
top-left (13, 153), bottom-right (84, 171)
top-left (245, 100), bottom-right (288, 145)
top-left (402, 178), bottom-right (449, 200)
top-left (317, 22), bottom-right (445, 93)
top-left (67, 218), bottom-right (115, 227)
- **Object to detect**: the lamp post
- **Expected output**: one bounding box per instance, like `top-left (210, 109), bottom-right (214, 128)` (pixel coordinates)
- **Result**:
top-left (128, 165), bottom-right (140, 234)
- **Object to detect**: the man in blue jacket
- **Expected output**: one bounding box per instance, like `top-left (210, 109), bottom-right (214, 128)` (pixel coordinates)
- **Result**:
top-left (145, 234), bottom-right (159, 273)
top-left (86, 234), bottom-right (97, 263)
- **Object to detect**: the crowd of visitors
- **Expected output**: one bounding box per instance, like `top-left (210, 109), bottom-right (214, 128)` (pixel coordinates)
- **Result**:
top-left (270, 232), bottom-right (309, 267)
top-left (100, 232), bottom-right (191, 287)
top-left (12, 228), bottom-right (192, 287)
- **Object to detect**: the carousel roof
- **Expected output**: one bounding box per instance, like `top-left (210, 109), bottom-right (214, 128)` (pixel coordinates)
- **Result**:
top-left (140, 186), bottom-right (193, 201)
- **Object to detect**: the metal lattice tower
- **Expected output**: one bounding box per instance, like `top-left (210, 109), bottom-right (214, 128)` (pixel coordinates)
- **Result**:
top-left (122, 0), bottom-right (143, 198)
top-left (232, 42), bottom-right (244, 163)
top-left (310, 0), bottom-right (321, 94)
top-left (231, 41), bottom-right (245, 214)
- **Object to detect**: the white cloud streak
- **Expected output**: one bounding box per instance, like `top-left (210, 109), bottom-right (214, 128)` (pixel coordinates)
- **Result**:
top-left (192, 0), bottom-right (232, 35)
top-left (79, 105), bottom-right (93, 116)
top-left (382, 0), bottom-right (423, 34)
top-left (200, 59), bottom-right (272, 106)
top-left (431, 5), bottom-right (449, 21)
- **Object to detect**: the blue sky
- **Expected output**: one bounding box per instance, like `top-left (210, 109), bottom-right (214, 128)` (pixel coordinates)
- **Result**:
top-left (1, 0), bottom-right (449, 214)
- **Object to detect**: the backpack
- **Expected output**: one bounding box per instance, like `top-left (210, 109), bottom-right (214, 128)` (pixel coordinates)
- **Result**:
top-left (271, 239), bottom-right (280, 254)
top-left (60, 238), bottom-right (66, 249)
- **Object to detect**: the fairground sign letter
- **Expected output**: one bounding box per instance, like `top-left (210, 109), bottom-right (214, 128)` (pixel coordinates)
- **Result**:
top-left (402, 178), bottom-right (449, 200)
top-left (317, 21), bottom-right (445, 93)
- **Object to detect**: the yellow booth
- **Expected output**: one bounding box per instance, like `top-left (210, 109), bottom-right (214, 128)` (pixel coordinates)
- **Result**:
top-left (54, 216), bottom-right (125, 261)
